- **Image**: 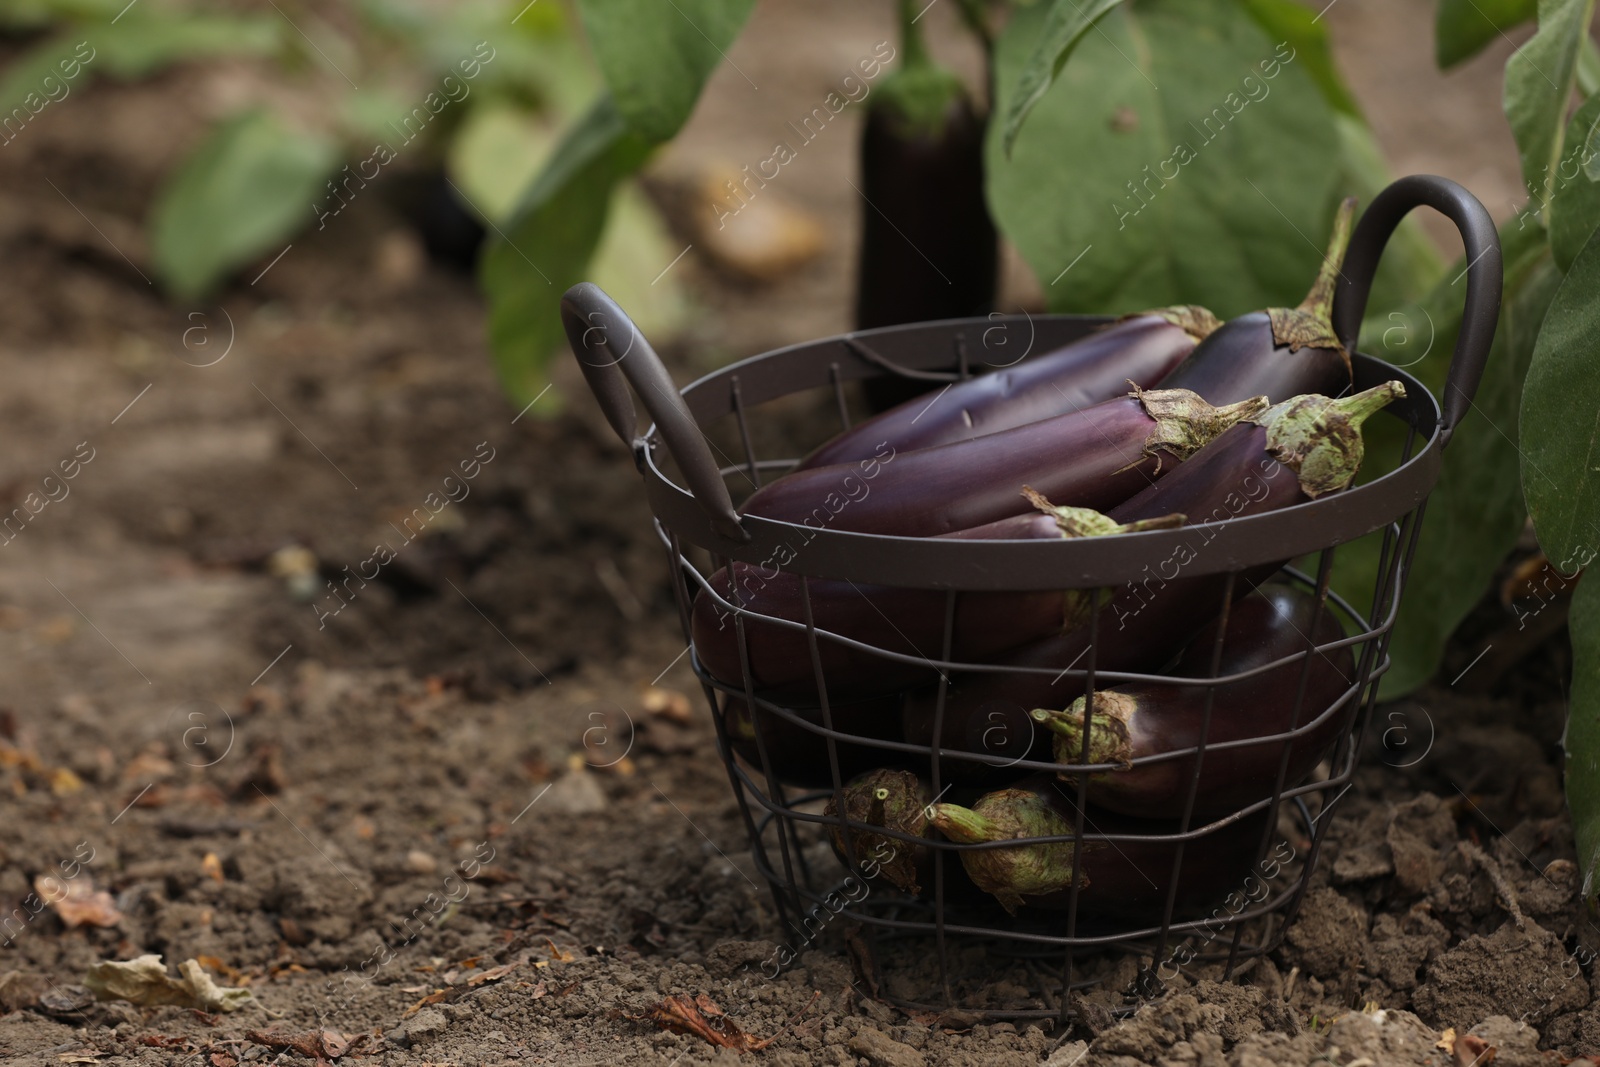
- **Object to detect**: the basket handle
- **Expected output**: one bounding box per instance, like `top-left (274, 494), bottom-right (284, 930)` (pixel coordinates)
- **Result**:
top-left (561, 282), bottom-right (749, 542)
top-left (1331, 175), bottom-right (1502, 450)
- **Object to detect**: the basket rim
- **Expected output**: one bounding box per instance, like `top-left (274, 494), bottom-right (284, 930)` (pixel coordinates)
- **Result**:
top-left (638, 314), bottom-right (1442, 590)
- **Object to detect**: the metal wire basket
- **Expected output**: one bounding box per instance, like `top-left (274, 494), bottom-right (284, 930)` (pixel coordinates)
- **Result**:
top-left (562, 175), bottom-right (1502, 1020)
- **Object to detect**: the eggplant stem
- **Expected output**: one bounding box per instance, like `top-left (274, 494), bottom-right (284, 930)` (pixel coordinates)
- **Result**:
top-left (927, 802), bottom-right (1000, 843)
top-left (1298, 197), bottom-right (1357, 322)
top-left (1331, 380), bottom-right (1407, 429)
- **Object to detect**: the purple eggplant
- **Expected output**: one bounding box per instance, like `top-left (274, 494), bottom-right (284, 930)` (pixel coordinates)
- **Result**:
top-left (928, 774), bottom-right (1271, 918)
top-left (1032, 585), bottom-right (1355, 818)
top-left (805, 308), bottom-right (1220, 470)
top-left (853, 0), bottom-right (996, 413)
top-left (721, 692), bottom-right (909, 789)
top-left (692, 496), bottom-right (1184, 694)
top-left (903, 382), bottom-right (1405, 752)
top-left (1158, 199), bottom-right (1356, 406)
top-left (743, 388), bottom-right (1267, 538)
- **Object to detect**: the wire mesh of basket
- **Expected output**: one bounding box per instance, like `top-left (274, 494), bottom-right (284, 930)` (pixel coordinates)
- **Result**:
top-left (562, 176), bottom-right (1503, 1020)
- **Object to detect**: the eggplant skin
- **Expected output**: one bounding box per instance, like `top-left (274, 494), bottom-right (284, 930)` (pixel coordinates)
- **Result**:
top-left (1038, 585), bottom-right (1356, 818)
top-left (802, 313), bottom-right (1206, 470)
top-left (1156, 312), bottom-right (1350, 407)
top-left (745, 389), bottom-right (1264, 538)
top-left (719, 693), bottom-right (910, 788)
top-left (855, 93), bottom-right (997, 412)
top-left (692, 561), bottom-right (1072, 695)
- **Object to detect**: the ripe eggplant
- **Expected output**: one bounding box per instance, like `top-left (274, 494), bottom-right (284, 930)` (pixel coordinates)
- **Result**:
top-left (804, 307), bottom-right (1220, 470)
top-left (928, 774), bottom-right (1271, 918)
top-left (742, 388), bottom-right (1267, 537)
top-left (855, 0), bottom-right (996, 413)
top-left (822, 769), bottom-right (987, 903)
top-left (693, 495), bottom-right (1184, 694)
top-left (1158, 199), bottom-right (1356, 406)
top-left (1032, 584), bottom-right (1355, 818)
top-left (903, 382), bottom-right (1405, 754)
top-left (721, 692), bottom-right (909, 789)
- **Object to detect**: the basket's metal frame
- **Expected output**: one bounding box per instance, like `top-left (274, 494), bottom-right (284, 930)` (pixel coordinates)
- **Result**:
top-left (562, 176), bottom-right (1502, 1019)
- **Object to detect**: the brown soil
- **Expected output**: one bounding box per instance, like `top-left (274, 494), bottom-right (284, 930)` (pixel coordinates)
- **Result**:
top-left (1, 1), bottom-right (1595, 1065)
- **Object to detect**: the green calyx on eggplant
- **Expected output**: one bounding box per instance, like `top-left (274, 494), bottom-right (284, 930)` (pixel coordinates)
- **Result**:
top-left (1249, 380), bottom-right (1406, 498)
top-left (802, 307), bottom-right (1221, 470)
top-left (1029, 584), bottom-right (1356, 818)
top-left (1158, 198), bottom-right (1358, 405)
top-left (928, 775), bottom-right (1275, 919)
top-left (742, 387), bottom-right (1265, 538)
top-left (928, 784), bottom-right (1087, 914)
top-left (823, 769), bottom-right (929, 894)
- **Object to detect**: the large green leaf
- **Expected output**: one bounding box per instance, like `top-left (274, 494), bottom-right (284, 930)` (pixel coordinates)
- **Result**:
top-left (479, 94), bottom-right (653, 405)
top-left (1504, 0), bottom-right (1596, 214)
top-left (1550, 93), bottom-right (1600, 270)
top-left (1568, 568), bottom-right (1600, 903)
top-left (150, 109), bottom-right (340, 300)
top-left (986, 0), bottom-right (1341, 317)
top-left (1238, 0), bottom-right (1361, 116)
top-left (999, 0), bottom-right (1130, 155)
top-left (1333, 223), bottom-right (1558, 696)
top-left (1436, 0), bottom-right (1538, 69)
top-left (575, 0), bottom-right (757, 143)
top-left (1522, 224), bottom-right (1600, 565)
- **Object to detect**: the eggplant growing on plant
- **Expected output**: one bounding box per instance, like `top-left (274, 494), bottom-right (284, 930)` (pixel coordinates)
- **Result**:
top-left (693, 495), bottom-right (1184, 694)
top-left (1032, 584), bottom-right (1356, 819)
top-left (742, 388), bottom-right (1266, 537)
top-left (855, 0), bottom-right (997, 412)
top-left (1158, 199), bottom-right (1357, 406)
top-left (802, 307), bottom-right (1221, 469)
top-left (927, 774), bottom-right (1271, 917)
top-left (903, 382), bottom-right (1406, 750)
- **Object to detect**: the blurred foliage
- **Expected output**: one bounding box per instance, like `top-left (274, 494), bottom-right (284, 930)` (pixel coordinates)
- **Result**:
top-left (0, 0), bottom-right (686, 369)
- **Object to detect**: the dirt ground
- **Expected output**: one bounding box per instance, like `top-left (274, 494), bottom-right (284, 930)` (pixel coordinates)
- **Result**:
top-left (2, 0), bottom-right (1597, 1064)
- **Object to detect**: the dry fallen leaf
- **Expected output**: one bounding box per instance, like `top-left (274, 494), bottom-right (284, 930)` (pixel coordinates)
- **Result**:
top-left (245, 1028), bottom-right (351, 1060)
top-left (1453, 1033), bottom-right (1494, 1067)
top-left (544, 938), bottom-right (576, 963)
top-left (641, 686), bottom-right (691, 726)
top-left (49, 767), bottom-right (83, 796)
top-left (639, 993), bottom-right (778, 1052)
top-left (36, 876), bottom-right (122, 929)
top-left (466, 963), bottom-right (515, 987)
top-left (84, 955), bottom-right (251, 1012)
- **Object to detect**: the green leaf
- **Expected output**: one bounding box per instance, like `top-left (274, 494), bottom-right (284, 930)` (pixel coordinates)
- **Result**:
top-left (575, 0), bottom-right (757, 143)
top-left (1522, 223), bottom-right (1600, 565)
top-left (479, 95), bottom-right (653, 405)
top-left (0, 35), bottom-right (96, 126)
top-left (150, 109), bottom-right (340, 300)
top-left (1238, 0), bottom-right (1361, 116)
top-left (1504, 0), bottom-right (1596, 217)
top-left (1436, 0), bottom-right (1537, 68)
top-left (1550, 93), bottom-right (1600, 270)
top-left (1332, 114), bottom-right (1446, 311)
top-left (1333, 222), bottom-right (1559, 696)
top-left (986, 0), bottom-right (1341, 317)
top-left (999, 0), bottom-right (1129, 155)
top-left (93, 14), bottom-right (282, 79)
top-left (1567, 567), bottom-right (1600, 903)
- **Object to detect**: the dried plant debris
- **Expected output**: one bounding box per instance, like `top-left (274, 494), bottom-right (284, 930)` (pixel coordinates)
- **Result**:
top-left (84, 955), bottom-right (251, 1012)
